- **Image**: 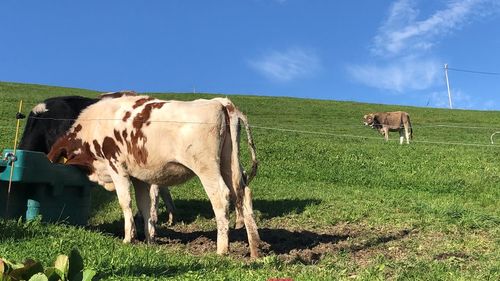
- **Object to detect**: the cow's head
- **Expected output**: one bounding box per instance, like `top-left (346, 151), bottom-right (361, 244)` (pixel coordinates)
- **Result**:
top-left (363, 114), bottom-right (376, 127)
top-left (47, 124), bottom-right (96, 174)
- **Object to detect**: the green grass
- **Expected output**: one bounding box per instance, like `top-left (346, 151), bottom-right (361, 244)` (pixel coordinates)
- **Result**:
top-left (1, 81), bottom-right (499, 280)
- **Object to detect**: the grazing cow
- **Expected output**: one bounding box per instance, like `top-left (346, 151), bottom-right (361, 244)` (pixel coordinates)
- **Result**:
top-left (363, 111), bottom-right (413, 144)
top-left (47, 95), bottom-right (261, 257)
top-left (18, 92), bottom-right (177, 225)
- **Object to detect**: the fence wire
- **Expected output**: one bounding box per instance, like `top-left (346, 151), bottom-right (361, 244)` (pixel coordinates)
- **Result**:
top-left (1, 114), bottom-right (500, 148)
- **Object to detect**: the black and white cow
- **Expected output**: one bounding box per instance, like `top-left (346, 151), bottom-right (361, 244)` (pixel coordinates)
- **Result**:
top-left (18, 95), bottom-right (99, 153)
top-left (18, 92), bottom-right (176, 224)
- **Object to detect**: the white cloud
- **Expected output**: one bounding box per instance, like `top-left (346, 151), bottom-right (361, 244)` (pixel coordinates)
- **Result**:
top-left (428, 89), bottom-right (498, 110)
top-left (373, 0), bottom-right (500, 57)
top-left (428, 91), bottom-right (451, 108)
top-left (347, 56), bottom-right (441, 92)
top-left (348, 0), bottom-right (500, 94)
top-left (249, 47), bottom-right (320, 82)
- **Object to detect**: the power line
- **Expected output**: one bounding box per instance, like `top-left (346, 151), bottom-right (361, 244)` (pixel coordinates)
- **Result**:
top-left (1, 121), bottom-right (499, 148)
top-left (447, 67), bottom-right (500, 76)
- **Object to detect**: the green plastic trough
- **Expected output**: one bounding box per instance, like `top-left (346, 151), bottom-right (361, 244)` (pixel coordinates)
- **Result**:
top-left (0, 149), bottom-right (96, 225)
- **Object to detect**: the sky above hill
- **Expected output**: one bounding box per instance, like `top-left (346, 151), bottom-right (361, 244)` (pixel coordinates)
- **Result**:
top-left (1, 0), bottom-right (499, 110)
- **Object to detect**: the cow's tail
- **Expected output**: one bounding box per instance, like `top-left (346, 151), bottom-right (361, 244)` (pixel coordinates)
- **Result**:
top-left (235, 109), bottom-right (258, 185)
top-left (215, 98), bottom-right (258, 185)
top-left (223, 99), bottom-right (261, 257)
top-left (407, 115), bottom-right (413, 140)
top-left (228, 106), bottom-right (258, 185)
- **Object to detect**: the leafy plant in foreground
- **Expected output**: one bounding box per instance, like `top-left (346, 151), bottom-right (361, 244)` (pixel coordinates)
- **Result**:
top-left (0, 248), bottom-right (95, 281)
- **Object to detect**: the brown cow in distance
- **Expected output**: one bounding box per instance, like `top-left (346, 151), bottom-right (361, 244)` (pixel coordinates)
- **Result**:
top-left (363, 111), bottom-right (413, 144)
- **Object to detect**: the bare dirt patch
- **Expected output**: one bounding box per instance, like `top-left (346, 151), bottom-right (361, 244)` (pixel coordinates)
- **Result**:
top-left (93, 218), bottom-right (415, 265)
top-left (434, 252), bottom-right (470, 261)
top-left (152, 223), bottom-right (414, 265)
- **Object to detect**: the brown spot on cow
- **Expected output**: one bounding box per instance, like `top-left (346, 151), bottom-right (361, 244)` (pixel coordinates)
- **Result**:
top-left (132, 97), bottom-right (155, 109)
top-left (151, 102), bottom-right (166, 109)
top-left (122, 130), bottom-right (132, 154)
top-left (130, 130), bottom-right (148, 165)
top-left (93, 140), bottom-right (105, 158)
top-left (129, 102), bottom-right (167, 164)
top-left (114, 129), bottom-right (123, 144)
top-left (102, 136), bottom-right (121, 173)
top-left (74, 124), bottom-right (82, 133)
top-left (83, 142), bottom-right (96, 159)
top-left (132, 102), bottom-right (167, 131)
top-left (48, 132), bottom-right (97, 175)
top-left (122, 111), bottom-right (132, 122)
top-left (99, 91), bottom-right (137, 99)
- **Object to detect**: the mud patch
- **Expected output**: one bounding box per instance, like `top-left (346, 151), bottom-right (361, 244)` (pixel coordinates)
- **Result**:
top-left (93, 217), bottom-right (413, 265)
top-left (153, 224), bottom-right (413, 264)
top-left (434, 252), bottom-right (469, 261)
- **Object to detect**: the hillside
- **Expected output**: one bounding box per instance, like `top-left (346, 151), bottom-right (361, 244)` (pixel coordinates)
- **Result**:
top-left (0, 81), bottom-right (499, 280)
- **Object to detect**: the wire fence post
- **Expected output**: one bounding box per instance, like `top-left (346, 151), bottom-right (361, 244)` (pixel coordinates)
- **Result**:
top-left (444, 64), bottom-right (453, 109)
top-left (5, 100), bottom-right (24, 216)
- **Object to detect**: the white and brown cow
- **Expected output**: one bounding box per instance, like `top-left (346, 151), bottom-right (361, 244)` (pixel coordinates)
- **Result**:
top-left (363, 111), bottom-right (413, 144)
top-left (18, 92), bottom-right (177, 225)
top-left (47, 95), bottom-right (261, 257)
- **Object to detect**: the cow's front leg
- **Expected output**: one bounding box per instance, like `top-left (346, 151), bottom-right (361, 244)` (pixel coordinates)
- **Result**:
top-left (111, 173), bottom-right (136, 243)
top-left (383, 128), bottom-right (389, 141)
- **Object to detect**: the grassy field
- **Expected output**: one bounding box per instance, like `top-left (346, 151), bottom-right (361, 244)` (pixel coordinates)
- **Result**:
top-left (0, 81), bottom-right (499, 280)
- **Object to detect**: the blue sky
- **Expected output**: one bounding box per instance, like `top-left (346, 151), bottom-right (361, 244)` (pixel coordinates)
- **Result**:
top-left (1, 0), bottom-right (499, 110)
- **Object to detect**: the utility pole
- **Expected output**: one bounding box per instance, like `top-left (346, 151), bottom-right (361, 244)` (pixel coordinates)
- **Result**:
top-left (444, 64), bottom-right (453, 109)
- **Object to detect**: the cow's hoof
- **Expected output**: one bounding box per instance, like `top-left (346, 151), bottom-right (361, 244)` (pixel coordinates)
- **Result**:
top-left (234, 221), bottom-right (245, 229)
top-left (216, 250), bottom-right (229, 256)
top-left (145, 237), bottom-right (157, 244)
top-left (123, 238), bottom-right (133, 244)
top-left (167, 214), bottom-right (175, 226)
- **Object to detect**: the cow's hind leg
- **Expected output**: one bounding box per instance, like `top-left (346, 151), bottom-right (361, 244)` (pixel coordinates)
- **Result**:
top-left (222, 165), bottom-right (260, 258)
top-left (159, 186), bottom-right (175, 226)
top-left (404, 124), bottom-right (410, 144)
top-left (132, 178), bottom-right (159, 243)
top-left (241, 184), bottom-right (260, 258)
top-left (221, 167), bottom-right (245, 229)
top-left (111, 173), bottom-right (137, 243)
top-left (198, 174), bottom-right (231, 255)
top-left (399, 129), bottom-right (404, 145)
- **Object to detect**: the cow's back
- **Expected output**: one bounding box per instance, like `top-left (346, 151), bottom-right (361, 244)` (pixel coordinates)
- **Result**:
top-left (376, 111), bottom-right (407, 130)
top-left (73, 96), bottom-right (227, 185)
